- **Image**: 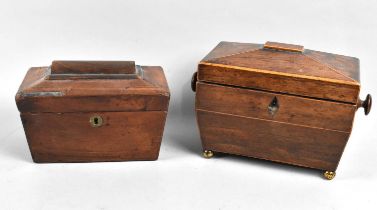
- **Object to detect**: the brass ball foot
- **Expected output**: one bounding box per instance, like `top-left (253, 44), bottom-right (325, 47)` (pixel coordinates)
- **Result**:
top-left (323, 171), bottom-right (336, 180)
top-left (203, 150), bottom-right (214, 159)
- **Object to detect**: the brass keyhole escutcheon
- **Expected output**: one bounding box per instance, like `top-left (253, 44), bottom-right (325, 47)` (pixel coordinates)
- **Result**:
top-left (268, 96), bottom-right (279, 117)
top-left (90, 115), bottom-right (103, 127)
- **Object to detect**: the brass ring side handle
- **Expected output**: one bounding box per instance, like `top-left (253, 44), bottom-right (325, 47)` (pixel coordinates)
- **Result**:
top-left (191, 72), bottom-right (198, 92)
top-left (357, 94), bottom-right (372, 115)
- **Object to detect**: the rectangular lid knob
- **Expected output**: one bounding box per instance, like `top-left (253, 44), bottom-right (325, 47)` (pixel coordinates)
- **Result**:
top-left (263, 41), bottom-right (304, 53)
top-left (48, 60), bottom-right (137, 80)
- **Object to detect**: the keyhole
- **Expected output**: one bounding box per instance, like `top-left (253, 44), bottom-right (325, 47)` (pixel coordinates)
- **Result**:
top-left (268, 96), bottom-right (279, 116)
top-left (93, 117), bottom-right (99, 125)
top-left (90, 115), bottom-right (103, 127)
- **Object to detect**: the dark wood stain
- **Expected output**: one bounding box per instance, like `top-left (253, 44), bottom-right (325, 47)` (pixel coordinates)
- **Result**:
top-left (21, 111), bottom-right (167, 163)
top-left (51, 60), bottom-right (137, 75)
top-left (16, 60), bottom-right (170, 163)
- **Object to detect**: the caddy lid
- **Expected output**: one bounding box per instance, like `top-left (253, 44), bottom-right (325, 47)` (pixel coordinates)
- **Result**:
top-left (198, 41), bottom-right (361, 104)
top-left (16, 61), bottom-right (170, 113)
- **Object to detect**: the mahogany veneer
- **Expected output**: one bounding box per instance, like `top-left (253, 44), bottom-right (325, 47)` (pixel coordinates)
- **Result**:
top-left (16, 60), bottom-right (170, 163)
top-left (192, 41), bottom-right (372, 179)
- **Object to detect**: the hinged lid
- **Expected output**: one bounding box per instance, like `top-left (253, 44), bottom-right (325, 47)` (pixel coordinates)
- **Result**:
top-left (198, 41), bottom-right (361, 104)
top-left (16, 60), bottom-right (170, 113)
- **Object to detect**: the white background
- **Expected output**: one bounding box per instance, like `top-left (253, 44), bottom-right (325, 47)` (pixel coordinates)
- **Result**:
top-left (1, 0), bottom-right (377, 209)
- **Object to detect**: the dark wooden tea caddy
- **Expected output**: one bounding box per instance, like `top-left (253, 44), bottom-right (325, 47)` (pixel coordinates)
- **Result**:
top-left (16, 60), bottom-right (170, 163)
top-left (192, 41), bottom-right (372, 179)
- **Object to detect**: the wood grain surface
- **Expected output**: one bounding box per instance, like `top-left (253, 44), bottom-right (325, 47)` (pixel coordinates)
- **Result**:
top-left (21, 111), bottom-right (167, 163)
top-left (16, 66), bottom-right (170, 113)
top-left (196, 82), bottom-right (357, 132)
top-left (16, 61), bottom-right (170, 163)
top-left (51, 60), bottom-right (136, 75)
top-left (197, 110), bottom-right (350, 171)
top-left (263, 41), bottom-right (304, 53)
top-left (194, 41), bottom-right (365, 172)
top-left (198, 41), bottom-right (360, 104)
top-left (198, 63), bottom-right (359, 104)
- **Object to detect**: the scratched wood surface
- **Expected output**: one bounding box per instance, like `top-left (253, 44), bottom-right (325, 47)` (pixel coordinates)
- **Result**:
top-left (51, 60), bottom-right (137, 74)
top-left (16, 61), bottom-right (170, 163)
top-left (194, 41), bottom-right (369, 173)
top-left (197, 110), bottom-right (350, 171)
top-left (198, 41), bottom-right (360, 104)
top-left (196, 82), bottom-right (357, 132)
top-left (16, 65), bottom-right (170, 113)
top-left (21, 111), bottom-right (167, 162)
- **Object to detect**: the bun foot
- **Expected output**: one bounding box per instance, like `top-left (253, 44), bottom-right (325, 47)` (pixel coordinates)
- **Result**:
top-left (203, 150), bottom-right (214, 159)
top-left (323, 171), bottom-right (336, 180)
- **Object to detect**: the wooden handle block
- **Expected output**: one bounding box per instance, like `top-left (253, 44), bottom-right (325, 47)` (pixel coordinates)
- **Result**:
top-left (191, 72), bottom-right (198, 92)
top-left (264, 41), bottom-right (304, 53)
top-left (358, 94), bottom-right (372, 115)
top-left (51, 60), bottom-right (136, 75)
